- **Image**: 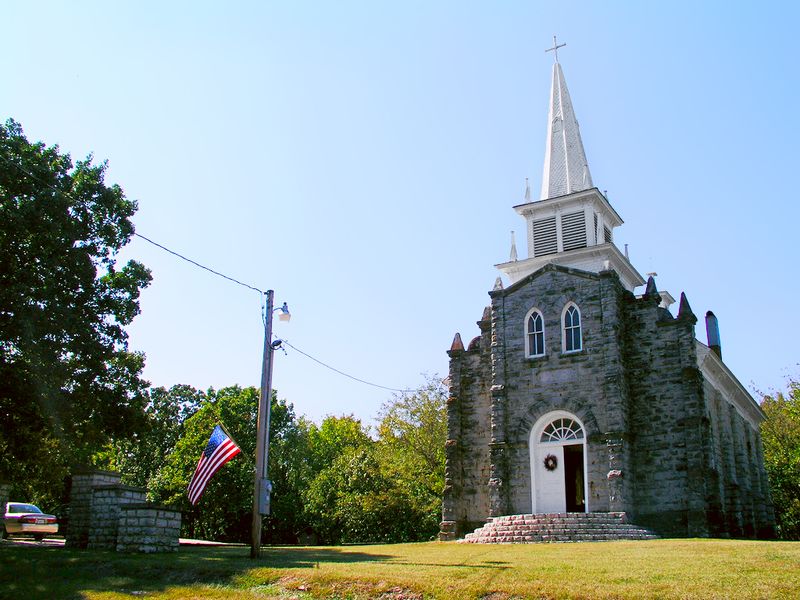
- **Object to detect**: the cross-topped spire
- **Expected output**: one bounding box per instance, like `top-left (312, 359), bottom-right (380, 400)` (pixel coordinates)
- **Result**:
top-left (545, 35), bottom-right (566, 63)
top-left (539, 47), bottom-right (593, 199)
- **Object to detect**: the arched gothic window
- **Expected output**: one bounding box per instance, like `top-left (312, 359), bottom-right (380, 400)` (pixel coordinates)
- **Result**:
top-left (563, 303), bottom-right (582, 352)
top-left (525, 309), bottom-right (545, 357)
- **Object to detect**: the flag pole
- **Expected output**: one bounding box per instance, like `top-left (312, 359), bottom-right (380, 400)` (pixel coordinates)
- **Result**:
top-left (217, 422), bottom-right (240, 450)
top-left (251, 289), bottom-right (275, 558)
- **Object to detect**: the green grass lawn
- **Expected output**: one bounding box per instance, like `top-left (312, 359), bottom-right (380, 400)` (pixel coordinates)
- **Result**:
top-left (1, 538), bottom-right (799, 599)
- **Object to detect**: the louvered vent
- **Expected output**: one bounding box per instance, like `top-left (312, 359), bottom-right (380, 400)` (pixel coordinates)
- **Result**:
top-left (533, 216), bottom-right (557, 256)
top-left (561, 211), bottom-right (587, 251)
top-left (594, 213), bottom-right (598, 243)
top-left (604, 225), bottom-right (612, 243)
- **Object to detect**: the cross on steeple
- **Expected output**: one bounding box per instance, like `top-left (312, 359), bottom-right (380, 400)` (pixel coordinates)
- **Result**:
top-left (545, 35), bottom-right (566, 63)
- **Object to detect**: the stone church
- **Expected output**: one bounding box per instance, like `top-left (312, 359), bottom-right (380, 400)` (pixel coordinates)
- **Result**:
top-left (440, 50), bottom-right (775, 540)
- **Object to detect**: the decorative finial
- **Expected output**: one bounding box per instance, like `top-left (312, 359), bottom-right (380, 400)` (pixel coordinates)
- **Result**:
top-left (645, 275), bottom-right (658, 297)
top-left (450, 332), bottom-right (465, 353)
top-left (545, 35), bottom-right (566, 63)
top-left (524, 177), bottom-right (531, 202)
top-left (510, 231), bottom-right (518, 262)
top-left (677, 292), bottom-right (697, 323)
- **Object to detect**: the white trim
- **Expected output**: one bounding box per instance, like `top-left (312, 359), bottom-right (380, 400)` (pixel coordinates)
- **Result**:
top-left (530, 410), bottom-right (589, 514)
top-left (495, 242), bottom-right (645, 291)
top-left (561, 302), bottom-right (582, 353)
top-left (524, 307), bottom-right (546, 358)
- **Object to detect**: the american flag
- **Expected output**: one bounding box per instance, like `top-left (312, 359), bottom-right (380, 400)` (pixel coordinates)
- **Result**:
top-left (187, 425), bottom-right (242, 505)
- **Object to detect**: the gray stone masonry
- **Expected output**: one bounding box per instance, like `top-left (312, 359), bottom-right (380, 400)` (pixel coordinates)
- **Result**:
top-left (441, 310), bottom-right (493, 540)
top-left (87, 484), bottom-right (146, 549)
top-left (440, 264), bottom-right (775, 540)
top-left (66, 468), bottom-right (182, 553)
top-left (116, 504), bottom-right (181, 553)
top-left (66, 469), bottom-right (123, 548)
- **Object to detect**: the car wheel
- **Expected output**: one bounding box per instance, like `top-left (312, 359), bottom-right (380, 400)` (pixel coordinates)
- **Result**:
top-left (33, 533), bottom-right (44, 541)
top-left (1, 528), bottom-right (7, 539)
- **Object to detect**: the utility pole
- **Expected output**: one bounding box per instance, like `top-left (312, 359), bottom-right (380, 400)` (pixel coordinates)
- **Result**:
top-left (251, 289), bottom-right (275, 558)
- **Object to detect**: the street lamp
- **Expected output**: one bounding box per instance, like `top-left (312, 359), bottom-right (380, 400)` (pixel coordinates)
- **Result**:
top-left (250, 290), bottom-right (290, 558)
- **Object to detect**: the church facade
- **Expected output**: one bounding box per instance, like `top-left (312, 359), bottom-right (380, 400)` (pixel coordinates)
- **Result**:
top-left (439, 53), bottom-right (775, 540)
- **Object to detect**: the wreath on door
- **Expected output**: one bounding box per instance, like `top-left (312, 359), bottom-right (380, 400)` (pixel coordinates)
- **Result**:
top-left (543, 454), bottom-right (558, 471)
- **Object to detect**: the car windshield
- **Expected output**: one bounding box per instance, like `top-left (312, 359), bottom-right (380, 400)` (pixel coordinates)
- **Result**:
top-left (7, 503), bottom-right (42, 514)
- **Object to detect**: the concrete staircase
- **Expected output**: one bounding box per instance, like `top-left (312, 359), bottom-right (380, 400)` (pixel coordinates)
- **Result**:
top-left (461, 512), bottom-right (659, 544)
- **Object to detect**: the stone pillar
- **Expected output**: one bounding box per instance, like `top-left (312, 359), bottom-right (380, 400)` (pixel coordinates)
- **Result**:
top-left (675, 300), bottom-right (711, 537)
top-left (598, 272), bottom-right (633, 514)
top-left (605, 434), bottom-right (627, 512)
top-left (731, 414), bottom-right (754, 537)
top-left (726, 407), bottom-right (745, 536)
top-left (65, 470), bottom-right (122, 548)
top-left (488, 293), bottom-right (509, 517)
top-left (440, 335), bottom-right (464, 541)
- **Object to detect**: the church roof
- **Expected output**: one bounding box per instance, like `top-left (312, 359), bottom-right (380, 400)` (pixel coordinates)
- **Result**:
top-left (539, 57), bottom-right (593, 200)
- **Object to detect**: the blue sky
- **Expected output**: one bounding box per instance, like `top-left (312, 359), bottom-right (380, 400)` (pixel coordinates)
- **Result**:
top-left (5, 2), bottom-right (799, 425)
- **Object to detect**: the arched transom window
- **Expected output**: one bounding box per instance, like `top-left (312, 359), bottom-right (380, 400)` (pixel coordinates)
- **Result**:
top-left (540, 418), bottom-right (584, 443)
top-left (563, 304), bottom-right (582, 352)
top-left (526, 309), bottom-right (545, 357)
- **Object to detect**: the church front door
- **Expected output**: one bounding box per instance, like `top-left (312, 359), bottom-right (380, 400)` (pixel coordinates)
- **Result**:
top-left (530, 412), bottom-right (587, 513)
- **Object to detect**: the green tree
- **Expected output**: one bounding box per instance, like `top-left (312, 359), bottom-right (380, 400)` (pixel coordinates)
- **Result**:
top-left (301, 382), bottom-right (447, 545)
top-left (761, 380), bottom-right (800, 540)
top-left (376, 375), bottom-right (447, 540)
top-left (305, 414), bottom-right (373, 473)
top-left (97, 385), bottom-right (206, 488)
top-left (148, 386), bottom-right (305, 543)
top-left (0, 119), bottom-right (151, 506)
top-left (303, 445), bottom-right (433, 545)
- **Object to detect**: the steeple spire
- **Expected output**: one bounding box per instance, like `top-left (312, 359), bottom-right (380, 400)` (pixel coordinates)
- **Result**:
top-left (496, 43), bottom-right (644, 292)
top-left (540, 39), bottom-right (593, 200)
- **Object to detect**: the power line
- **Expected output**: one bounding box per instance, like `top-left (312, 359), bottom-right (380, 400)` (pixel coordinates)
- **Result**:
top-left (2, 147), bottom-right (414, 395)
top-left (282, 340), bottom-right (414, 394)
top-left (133, 233), bottom-right (263, 295)
top-left (0, 151), bottom-right (264, 295)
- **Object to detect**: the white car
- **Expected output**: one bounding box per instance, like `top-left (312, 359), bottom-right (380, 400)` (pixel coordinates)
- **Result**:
top-left (3, 502), bottom-right (59, 541)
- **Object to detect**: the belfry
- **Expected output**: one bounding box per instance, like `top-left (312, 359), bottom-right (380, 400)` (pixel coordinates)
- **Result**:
top-left (439, 40), bottom-right (775, 542)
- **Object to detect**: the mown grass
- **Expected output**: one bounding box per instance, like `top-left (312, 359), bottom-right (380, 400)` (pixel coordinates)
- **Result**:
top-left (1, 538), bottom-right (799, 599)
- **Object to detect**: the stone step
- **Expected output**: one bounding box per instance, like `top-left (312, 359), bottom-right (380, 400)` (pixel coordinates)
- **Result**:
top-left (459, 512), bottom-right (659, 544)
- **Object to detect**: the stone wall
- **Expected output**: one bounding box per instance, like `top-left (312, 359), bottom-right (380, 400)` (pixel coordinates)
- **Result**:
top-left (66, 469), bottom-right (181, 552)
top-left (116, 504), bottom-right (181, 553)
top-left (490, 267), bottom-right (633, 517)
top-left (703, 378), bottom-right (775, 537)
top-left (624, 287), bottom-right (709, 536)
top-left (87, 484), bottom-right (146, 549)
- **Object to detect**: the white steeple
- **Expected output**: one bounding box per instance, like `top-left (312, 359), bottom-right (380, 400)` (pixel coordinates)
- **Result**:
top-left (540, 38), bottom-right (593, 200)
top-left (495, 40), bottom-right (644, 292)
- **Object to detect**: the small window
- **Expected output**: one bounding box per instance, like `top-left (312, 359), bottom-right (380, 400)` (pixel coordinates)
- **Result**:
top-left (526, 310), bottom-right (545, 357)
top-left (563, 304), bottom-right (582, 352)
